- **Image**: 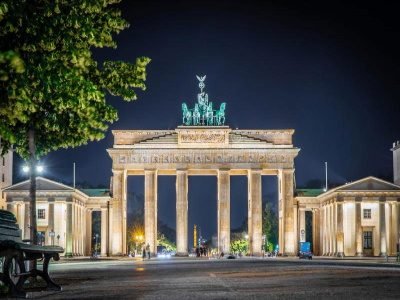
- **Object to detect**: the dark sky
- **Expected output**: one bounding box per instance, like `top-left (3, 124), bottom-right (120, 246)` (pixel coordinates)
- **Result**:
top-left (14, 0), bottom-right (400, 240)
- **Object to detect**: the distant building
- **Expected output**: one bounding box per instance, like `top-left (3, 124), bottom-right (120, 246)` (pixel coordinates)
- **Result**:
top-left (3, 177), bottom-right (110, 256)
top-left (392, 140), bottom-right (400, 186)
top-left (0, 137), bottom-right (13, 210)
top-left (296, 177), bottom-right (400, 257)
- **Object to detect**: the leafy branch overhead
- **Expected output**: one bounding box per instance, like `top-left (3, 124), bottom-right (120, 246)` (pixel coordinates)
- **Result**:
top-left (0, 0), bottom-right (150, 158)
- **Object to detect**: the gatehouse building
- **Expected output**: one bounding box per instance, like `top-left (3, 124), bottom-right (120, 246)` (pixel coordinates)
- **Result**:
top-left (1, 76), bottom-right (399, 257)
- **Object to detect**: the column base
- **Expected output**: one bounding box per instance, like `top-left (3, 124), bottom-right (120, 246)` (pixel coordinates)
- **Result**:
top-left (175, 252), bottom-right (189, 257)
top-left (336, 252), bottom-right (344, 257)
top-left (356, 252), bottom-right (363, 257)
top-left (379, 252), bottom-right (387, 257)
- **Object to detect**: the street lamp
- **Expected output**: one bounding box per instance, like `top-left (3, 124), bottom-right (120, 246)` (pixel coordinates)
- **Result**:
top-left (49, 229), bottom-right (55, 246)
top-left (22, 164), bottom-right (44, 174)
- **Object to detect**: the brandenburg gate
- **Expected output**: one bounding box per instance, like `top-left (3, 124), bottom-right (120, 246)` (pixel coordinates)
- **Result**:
top-left (107, 76), bottom-right (300, 256)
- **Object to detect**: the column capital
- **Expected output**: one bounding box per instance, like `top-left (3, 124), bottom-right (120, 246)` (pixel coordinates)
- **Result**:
top-left (176, 169), bottom-right (188, 174)
top-left (112, 169), bottom-right (124, 175)
top-left (144, 169), bottom-right (157, 175)
top-left (218, 169), bottom-right (230, 175)
top-left (248, 168), bottom-right (262, 174)
top-left (282, 168), bottom-right (295, 174)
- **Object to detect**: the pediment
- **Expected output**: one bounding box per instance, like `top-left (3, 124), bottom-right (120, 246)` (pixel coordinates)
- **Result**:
top-left (3, 177), bottom-right (74, 192)
top-left (336, 177), bottom-right (400, 191)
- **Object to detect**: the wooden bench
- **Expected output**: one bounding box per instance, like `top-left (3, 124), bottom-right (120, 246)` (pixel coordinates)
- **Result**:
top-left (0, 209), bottom-right (64, 298)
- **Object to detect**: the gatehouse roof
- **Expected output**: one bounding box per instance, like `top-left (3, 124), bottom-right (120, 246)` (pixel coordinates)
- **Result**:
top-left (326, 176), bottom-right (400, 193)
top-left (3, 177), bottom-right (74, 192)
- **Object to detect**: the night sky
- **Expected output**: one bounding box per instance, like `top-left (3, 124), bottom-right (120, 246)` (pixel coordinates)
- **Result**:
top-left (14, 1), bottom-right (400, 241)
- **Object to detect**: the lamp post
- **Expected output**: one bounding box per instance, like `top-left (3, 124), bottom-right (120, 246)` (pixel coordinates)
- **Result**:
top-left (22, 163), bottom-right (44, 245)
top-left (49, 229), bottom-right (55, 246)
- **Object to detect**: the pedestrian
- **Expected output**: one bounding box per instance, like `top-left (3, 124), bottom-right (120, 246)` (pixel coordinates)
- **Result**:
top-left (146, 243), bottom-right (150, 259)
top-left (142, 247), bottom-right (146, 261)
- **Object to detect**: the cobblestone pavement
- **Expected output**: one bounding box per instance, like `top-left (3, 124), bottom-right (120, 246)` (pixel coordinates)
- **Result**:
top-left (25, 257), bottom-right (400, 299)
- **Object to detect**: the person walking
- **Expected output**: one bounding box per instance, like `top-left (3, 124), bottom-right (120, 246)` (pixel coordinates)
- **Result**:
top-left (142, 247), bottom-right (146, 261)
top-left (146, 243), bottom-right (150, 259)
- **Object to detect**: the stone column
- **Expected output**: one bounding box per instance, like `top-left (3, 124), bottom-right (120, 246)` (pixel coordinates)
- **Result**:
top-left (398, 202), bottom-right (400, 252)
top-left (248, 169), bottom-right (262, 256)
top-left (379, 200), bottom-right (387, 256)
top-left (101, 208), bottom-right (108, 256)
top-left (53, 201), bottom-right (64, 248)
top-left (355, 200), bottom-right (362, 256)
top-left (176, 170), bottom-right (188, 256)
top-left (48, 202), bottom-right (55, 245)
top-left (218, 169), bottom-right (230, 254)
top-left (321, 205), bottom-right (325, 255)
top-left (72, 203), bottom-right (76, 255)
top-left (145, 170), bottom-right (157, 256)
top-left (17, 203), bottom-right (25, 231)
top-left (312, 209), bottom-right (320, 256)
top-left (387, 203), bottom-right (392, 255)
top-left (110, 170), bottom-right (127, 255)
top-left (277, 170), bottom-right (284, 254)
top-left (108, 202), bottom-right (113, 255)
top-left (281, 170), bottom-right (295, 255)
top-left (23, 202), bottom-right (30, 240)
top-left (393, 202), bottom-right (399, 255)
top-left (86, 210), bottom-right (92, 256)
top-left (332, 203), bottom-right (337, 255)
top-left (299, 208), bottom-right (306, 243)
top-left (293, 204), bottom-right (298, 255)
top-left (65, 202), bottom-right (73, 256)
top-left (326, 204), bottom-right (331, 255)
top-left (336, 202), bottom-right (344, 256)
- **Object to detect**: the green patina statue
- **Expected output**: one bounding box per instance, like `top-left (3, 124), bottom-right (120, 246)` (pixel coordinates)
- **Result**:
top-left (181, 75), bottom-right (226, 126)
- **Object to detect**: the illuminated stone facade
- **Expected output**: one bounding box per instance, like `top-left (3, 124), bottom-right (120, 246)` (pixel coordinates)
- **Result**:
top-left (108, 126), bottom-right (300, 256)
top-left (3, 177), bottom-right (110, 256)
top-left (296, 177), bottom-right (400, 256)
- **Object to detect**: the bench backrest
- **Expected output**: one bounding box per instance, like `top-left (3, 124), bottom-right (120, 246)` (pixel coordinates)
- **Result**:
top-left (0, 209), bottom-right (22, 242)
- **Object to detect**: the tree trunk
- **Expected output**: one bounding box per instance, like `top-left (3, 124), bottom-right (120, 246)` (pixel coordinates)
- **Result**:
top-left (28, 127), bottom-right (37, 245)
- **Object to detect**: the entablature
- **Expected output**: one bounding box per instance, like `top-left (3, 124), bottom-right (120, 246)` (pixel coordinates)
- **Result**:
top-left (108, 148), bottom-right (299, 171)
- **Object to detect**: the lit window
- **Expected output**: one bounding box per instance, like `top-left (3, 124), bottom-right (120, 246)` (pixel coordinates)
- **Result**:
top-left (363, 209), bottom-right (371, 219)
top-left (363, 231), bottom-right (372, 249)
top-left (38, 209), bottom-right (46, 219)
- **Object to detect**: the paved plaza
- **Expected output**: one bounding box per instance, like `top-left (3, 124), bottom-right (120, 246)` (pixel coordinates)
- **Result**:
top-left (24, 257), bottom-right (400, 299)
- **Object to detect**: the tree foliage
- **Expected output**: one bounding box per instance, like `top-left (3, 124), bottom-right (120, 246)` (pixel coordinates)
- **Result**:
top-left (262, 202), bottom-right (278, 249)
top-left (0, 0), bottom-right (150, 158)
top-left (230, 239), bottom-right (248, 254)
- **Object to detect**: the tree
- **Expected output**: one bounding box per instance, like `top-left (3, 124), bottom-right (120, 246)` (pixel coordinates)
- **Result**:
top-left (0, 0), bottom-right (150, 245)
top-left (230, 239), bottom-right (248, 255)
top-left (262, 202), bottom-right (278, 250)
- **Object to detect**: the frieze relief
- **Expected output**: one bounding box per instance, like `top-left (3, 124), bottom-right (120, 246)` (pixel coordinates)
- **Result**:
top-left (116, 151), bottom-right (294, 166)
top-left (180, 133), bottom-right (226, 144)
